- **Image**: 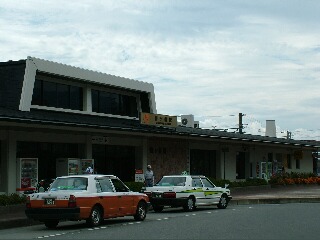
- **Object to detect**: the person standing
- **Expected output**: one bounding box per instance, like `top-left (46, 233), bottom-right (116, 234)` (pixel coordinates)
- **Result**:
top-left (144, 165), bottom-right (154, 187)
top-left (85, 165), bottom-right (93, 174)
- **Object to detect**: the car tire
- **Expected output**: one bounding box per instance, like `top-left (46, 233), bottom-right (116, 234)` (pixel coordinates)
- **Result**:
top-left (86, 206), bottom-right (103, 227)
top-left (134, 201), bottom-right (147, 221)
top-left (152, 205), bottom-right (164, 213)
top-left (217, 194), bottom-right (228, 209)
top-left (44, 220), bottom-right (59, 229)
top-left (183, 197), bottom-right (195, 212)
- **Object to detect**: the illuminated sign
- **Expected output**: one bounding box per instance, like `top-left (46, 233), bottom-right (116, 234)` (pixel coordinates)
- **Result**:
top-left (140, 112), bottom-right (177, 127)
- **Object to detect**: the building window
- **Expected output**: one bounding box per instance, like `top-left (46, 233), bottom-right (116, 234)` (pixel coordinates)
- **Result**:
top-left (32, 79), bottom-right (83, 111)
top-left (91, 89), bottom-right (138, 117)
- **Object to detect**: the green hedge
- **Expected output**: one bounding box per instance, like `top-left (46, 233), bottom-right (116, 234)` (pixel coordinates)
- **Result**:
top-left (208, 177), bottom-right (268, 188)
top-left (124, 182), bottom-right (145, 192)
top-left (0, 193), bottom-right (26, 206)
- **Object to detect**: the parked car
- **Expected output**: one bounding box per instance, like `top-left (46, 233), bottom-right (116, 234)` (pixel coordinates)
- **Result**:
top-left (142, 175), bottom-right (232, 212)
top-left (25, 174), bottom-right (150, 229)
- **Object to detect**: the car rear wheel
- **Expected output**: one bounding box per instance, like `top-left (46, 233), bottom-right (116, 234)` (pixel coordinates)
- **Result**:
top-left (86, 206), bottom-right (103, 227)
top-left (134, 201), bottom-right (147, 221)
top-left (183, 197), bottom-right (195, 212)
top-left (217, 194), bottom-right (228, 209)
top-left (44, 220), bottom-right (59, 229)
top-left (152, 205), bottom-right (164, 213)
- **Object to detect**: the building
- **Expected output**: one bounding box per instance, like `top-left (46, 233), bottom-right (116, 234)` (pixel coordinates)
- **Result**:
top-left (0, 57), bottom-right (319, 194)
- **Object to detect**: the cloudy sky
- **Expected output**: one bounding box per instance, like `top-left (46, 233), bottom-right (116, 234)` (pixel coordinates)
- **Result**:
top-left (1, 0), bottom-right (320, 140)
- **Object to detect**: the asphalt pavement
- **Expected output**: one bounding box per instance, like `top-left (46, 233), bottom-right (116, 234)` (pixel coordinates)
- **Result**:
top-left (1, 184), bottom-right (320, 230)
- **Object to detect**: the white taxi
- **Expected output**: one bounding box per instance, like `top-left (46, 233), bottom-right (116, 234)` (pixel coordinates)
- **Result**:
top-left (25, 175), bottom-right (150, 228)
top-left (143, 175), bottom-right (232, 212)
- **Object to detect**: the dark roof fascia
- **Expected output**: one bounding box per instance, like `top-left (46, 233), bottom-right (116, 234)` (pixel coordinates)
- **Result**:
top-left (176, 126), bottom-right (320, 148)
top-left (0, 59), bottom-right (26, 67)
top-left (0, 108), bottom-right (319, 149)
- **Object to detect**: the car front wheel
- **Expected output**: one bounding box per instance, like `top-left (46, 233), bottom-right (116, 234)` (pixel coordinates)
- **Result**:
top-left (217, 194), bottom-right (228, 209)
top-left (183, 197), bottom-right (195, 212)
top-left (134, 201), bottom-right (147, 221)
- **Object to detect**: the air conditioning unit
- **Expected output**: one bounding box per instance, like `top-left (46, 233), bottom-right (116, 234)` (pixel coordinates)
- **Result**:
top-left (180, 114), bottom-right (194, 128)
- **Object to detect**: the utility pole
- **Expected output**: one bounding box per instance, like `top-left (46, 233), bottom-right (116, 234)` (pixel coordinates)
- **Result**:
top-left (239, 113), bottom-right (244, 134)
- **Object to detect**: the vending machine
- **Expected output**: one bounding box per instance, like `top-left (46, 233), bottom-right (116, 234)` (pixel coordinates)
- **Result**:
top-left (56, 158), bottom-right (81, 176)
top-left (260, 162), bottom-right (273, 179)
top-left (16, 158), bottom-right (38, 193)
top-left (81, 159), bottom-right (94, 174)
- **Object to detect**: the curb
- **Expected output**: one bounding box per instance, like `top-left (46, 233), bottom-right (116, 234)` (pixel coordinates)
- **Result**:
top-left (0, 218), bottom-right (40, 230)
top-left (229, 198), bottom-right (320, 205)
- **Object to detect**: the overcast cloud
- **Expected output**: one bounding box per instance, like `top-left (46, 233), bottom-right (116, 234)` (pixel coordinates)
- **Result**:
top-left (1, 0), bottom-right (319, 140)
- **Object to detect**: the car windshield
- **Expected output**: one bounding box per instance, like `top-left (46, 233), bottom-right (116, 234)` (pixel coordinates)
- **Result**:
top-left (156, 177), bottom-right (186, 186)
top-left (49, 177), bottom-right (88, 191)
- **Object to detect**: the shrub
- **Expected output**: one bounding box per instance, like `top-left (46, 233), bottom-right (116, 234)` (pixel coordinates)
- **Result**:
top-left (0, 193), bottom-right (26, 206)
top-left (124, 182), bottom-right (145, 192)
top-left (208, 177), bottom-right (267, 188)
top-left (208, 178), bottom-right (231, 187)
top-left (268, 172), bottom-right (319, 186)
top-left (284, 178), bottom-right (295, 185)
top-left (244, 178), bottom-right (268, 186)
top-left (268, 174), bottom-right (284, 185)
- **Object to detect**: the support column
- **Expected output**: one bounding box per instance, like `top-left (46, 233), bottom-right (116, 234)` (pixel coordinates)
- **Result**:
top-left (0, 137), bottom-right (5, 193)
top-left (85, 135), bottom-right (92, 159)
top-left (142, 137), bottom-right (148, 173)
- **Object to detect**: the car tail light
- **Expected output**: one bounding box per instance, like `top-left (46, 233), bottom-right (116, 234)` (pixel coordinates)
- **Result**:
top-left (68, 195), bottom-right (77, 208)
top-left (163, 192), bottom-right (176, 198)
top-left (26, 196), bottom-right (31, 208)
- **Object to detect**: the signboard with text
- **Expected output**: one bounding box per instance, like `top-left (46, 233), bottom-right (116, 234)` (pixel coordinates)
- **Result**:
top-left (92, 136), bottom-right (109, 144)
top-left (140, 112), bottom-right (177, 127)
top-left (135, 169), bottom-right (144, 182)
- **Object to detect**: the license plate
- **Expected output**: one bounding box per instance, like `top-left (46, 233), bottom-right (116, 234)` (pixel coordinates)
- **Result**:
top-left (44, 198), bottom-right (55, 205)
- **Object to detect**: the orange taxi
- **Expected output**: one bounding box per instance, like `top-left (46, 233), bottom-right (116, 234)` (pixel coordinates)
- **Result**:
top-left (25, 174), bottom-right (150, 228)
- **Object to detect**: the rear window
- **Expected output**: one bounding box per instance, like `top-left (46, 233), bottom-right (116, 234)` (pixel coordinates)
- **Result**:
top-left (156, 177), bottom-right (186, 186)
top-left (50, 177), bottom-right (88, 191)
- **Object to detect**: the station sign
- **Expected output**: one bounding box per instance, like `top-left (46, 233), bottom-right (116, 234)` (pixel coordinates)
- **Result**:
top-left (140, 112), bottom-right (177, 127)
